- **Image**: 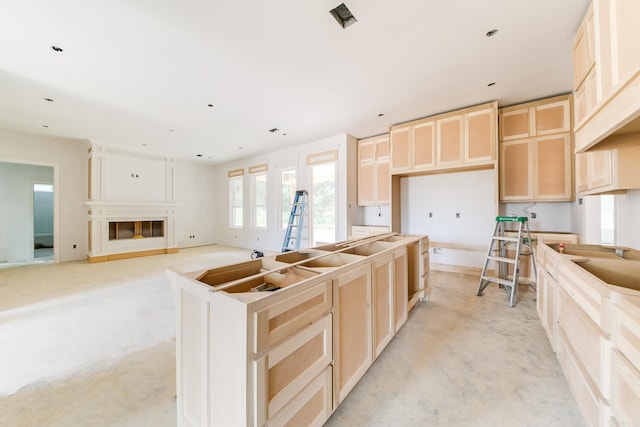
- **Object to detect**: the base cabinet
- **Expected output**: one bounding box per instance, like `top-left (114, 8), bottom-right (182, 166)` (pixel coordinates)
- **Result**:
top-left (170, 233), bottom-right (429, 427)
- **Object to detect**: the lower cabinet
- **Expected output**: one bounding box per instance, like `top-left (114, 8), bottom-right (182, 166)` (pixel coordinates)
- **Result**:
top-left (333, 264), bottom-right (373, 403)
top-left (171, 234), bottom-right (428, 426)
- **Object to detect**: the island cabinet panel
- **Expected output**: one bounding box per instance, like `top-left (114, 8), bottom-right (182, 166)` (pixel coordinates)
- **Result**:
top-left (171, 233), bottom-right (428, 426)
top-left (333, 264), bottom-right (373, 403)
top-left (393, 247), bottom-right (409, 331)
top-left (266, 366), bottom-right (333, 427)
top-left (253, 279), bottom-right (332, 354)
top-left (372, 254), bottom-right (395, 358)
top-left (254, 314), bottom-right (332, 424)
top-left (610, 350), bottom-right (640, 427)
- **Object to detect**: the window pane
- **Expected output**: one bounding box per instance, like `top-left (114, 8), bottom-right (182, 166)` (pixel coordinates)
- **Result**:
top-left (600, 194), bottom-right (614, 245)
top-left (311, 162), bottom-right (336, 245)
top-left (281, 169), bottom-right (297, 228)
top-left (252, 173), bottom-right (267, 229)
top-left (229, 176), bottom-right (243, 228)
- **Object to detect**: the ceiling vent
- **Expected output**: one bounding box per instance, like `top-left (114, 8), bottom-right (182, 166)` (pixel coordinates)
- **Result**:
top-left (330, 3), bottom-right (357, 29)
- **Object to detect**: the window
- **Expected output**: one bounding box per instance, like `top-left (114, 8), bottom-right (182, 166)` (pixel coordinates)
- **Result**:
top-left (310, 161), bottom-right (336, 246)
top-left (252, 172), bottom-right (267, 229)
top-left (600, 194), bottom-right (615, 245)
top-left (281, 169), bottom-right (297, 228)
top-left (229, 169), bottom-right (244, 228)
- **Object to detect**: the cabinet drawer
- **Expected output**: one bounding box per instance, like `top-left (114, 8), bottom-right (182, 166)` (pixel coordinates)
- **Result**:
top-left (253, 279), bottom-right (332, 353)
top-left (558, 288), bottom-right (612, 396)
top-left (254, 314), bottom-right (332, 424)
top-left (557, 328), bottom-right (610, 427)
top-left (266, 366), bottom-right (333, 427)
top-left (559, 261), bottom-right (613, 332)
top-left (612, 303), bottom-right (640, 370)
top-left (610, 350), bottom-right (640, 427)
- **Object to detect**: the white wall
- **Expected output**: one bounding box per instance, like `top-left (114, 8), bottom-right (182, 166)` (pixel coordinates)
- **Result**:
top-left (400, 169), bottom-right (497, 268)
top-left (617, 190), bottom-right (640, 248)
top-left (0, 129), bottom-right (88, 262)
top-left (500, 201), bottom-right (574, 233)
top-left (0, 162), bottom-right (53, 262)
top-left (175, 159), bottom-right (217, 248)
top-left (213, 134), bottom-right (357, 252)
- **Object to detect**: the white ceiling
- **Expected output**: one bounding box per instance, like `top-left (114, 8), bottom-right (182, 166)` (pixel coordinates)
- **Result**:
top-left (0, 0), bottom-right (589, 164)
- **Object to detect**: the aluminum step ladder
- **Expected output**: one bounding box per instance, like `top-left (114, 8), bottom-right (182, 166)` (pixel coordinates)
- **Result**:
top-left (282, 190), bottom-right (308, 252)
top-left (477, 216), bottom-right (537, 307)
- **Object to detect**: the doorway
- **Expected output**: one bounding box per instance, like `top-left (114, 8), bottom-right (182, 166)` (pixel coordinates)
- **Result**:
top-left (33, 182), bottom-right (54, 261)
top-left (0, 161), bottom-right (55, 267)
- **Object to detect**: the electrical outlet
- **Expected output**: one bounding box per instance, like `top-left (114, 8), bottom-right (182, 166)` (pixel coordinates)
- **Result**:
top-left (73, 244), bottom-right (77, 249)
top-left (456, 212), bottom-right (460, 219)
top-left (433, 247), bottom-right (443, 254)
top-left (428, 212), bottom-right (433, 218)
top-left (531, 212), bottom-right (537, 219)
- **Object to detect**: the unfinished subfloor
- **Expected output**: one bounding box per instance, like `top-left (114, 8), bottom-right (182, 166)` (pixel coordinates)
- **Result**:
top-left (0, 246), bottom-right (585, 426)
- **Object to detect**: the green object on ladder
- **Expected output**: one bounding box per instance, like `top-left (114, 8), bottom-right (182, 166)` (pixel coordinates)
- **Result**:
top-left (282, 190), bottom-right (308, 252)
top-left (477, 215), bottom-right (537, 307)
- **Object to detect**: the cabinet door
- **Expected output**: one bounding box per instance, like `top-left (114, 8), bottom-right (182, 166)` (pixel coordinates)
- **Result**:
top-left (357, 162), bottom-right (375, 206)
top-left (437, 115), bottom-right (464, 166)
top-left (372, 254), bottom-right (394, 358)
top-left (393, 247), bottom-right (409, 331)
top-left (390, 127), bottom-right (411, 171)
top-left (499, 139), bottom-right (532, 200)
top-left (610, 349), bottom-right (640, 427)
top-left (333, 264), bottom-right (372, 403)
top-left (413, 120), bottom-right (436, 169)
top-left (465, 108), bottom-right (495, 163)
top-left (575, 152), bottom-right (589, 193)
top-left (375, 137), bottom-right (389, 161)
top-left (375, 160), bottom-right (390, 205)
top-left (534, 134), bottom-right (572, 200)
top-left (588, 150), bottom-right (613, 190)
top-left (500, 108), bottom-right (531, 141)
top-left (535, 100), bottom-right (571, 136)
top-left (574, 69), bottom-right (597, 125)
top-left (573, 4), bottom-right (595, 88)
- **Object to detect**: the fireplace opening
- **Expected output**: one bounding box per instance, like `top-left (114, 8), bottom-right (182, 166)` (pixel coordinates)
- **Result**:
top-left (109, 220), bottom-right (164, 240)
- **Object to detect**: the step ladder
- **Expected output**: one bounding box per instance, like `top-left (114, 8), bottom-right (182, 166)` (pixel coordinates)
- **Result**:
top-left (282, 190), bottom-right (308, 252)
top-left (477, 216), bottom-right (537, 307)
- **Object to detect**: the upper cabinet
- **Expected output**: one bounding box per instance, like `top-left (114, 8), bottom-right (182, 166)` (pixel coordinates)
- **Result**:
top-left (499, 94), bottom-right (573, 202)
top-left (358, 134), bottom-right (390, 206)
top-left (390, 101), bottom-right (497, 174)
top-left (573, 0), bottom-right (640, 151)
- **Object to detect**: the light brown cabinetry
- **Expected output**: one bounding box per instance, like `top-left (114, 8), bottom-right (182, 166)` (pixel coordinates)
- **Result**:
top-left (499, 95), bottom-right (573, 202)
top-left (358, 135), bottom-right (390, 206)
top-left (170, 233), bottom-right (428, 427)
top-left (573, 0), bottom-right (640, 151)
top-left (333, 264), bottom-right (372, 403)
top-left (390, 102), bottom-right (497, 174)
top-left (536, 242), bottom-right (640, 427)
top-left (575, 138), bottom-right (640, 195)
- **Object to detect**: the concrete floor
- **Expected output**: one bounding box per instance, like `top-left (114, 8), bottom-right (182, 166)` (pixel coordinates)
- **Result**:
top-left (0, 246), bottom-right (586, 426)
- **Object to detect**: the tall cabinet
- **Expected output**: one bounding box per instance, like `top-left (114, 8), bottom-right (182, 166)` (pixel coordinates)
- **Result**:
top-left (357, 134), bottom-right (390, 206)
top-left (499, 94), bottom-right (574, 202)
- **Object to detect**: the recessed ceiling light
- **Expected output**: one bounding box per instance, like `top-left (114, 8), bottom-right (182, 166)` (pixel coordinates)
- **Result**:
top-left (239, 146), bottom-right (243, 150)
top-left (207, 104), bottom-right (214, 108)
top-left (269, 128), bottom-right (279, 133)
top-left (196, 154), bottom-right (203, 157)
top-left (44, 98), bottom-right (54, 102)
top-left (51, 46), bottom-right (63, 52)
top-left (485, 29), bottom-right (498, 37)
top-left (168, 129), bottom-right (175, 132)
top-left (283, 133), bottom-right (287, 136)
top-left (142, 143), bottom-right (147, 147)
top-left (378, 113), bottom-right (384, 117)
top-left (330, 3), bottom-right (357, 29)
top-left (42, 125), bottom-right (49, 128)
top-left (487, 82), bottom-right (496, 87)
